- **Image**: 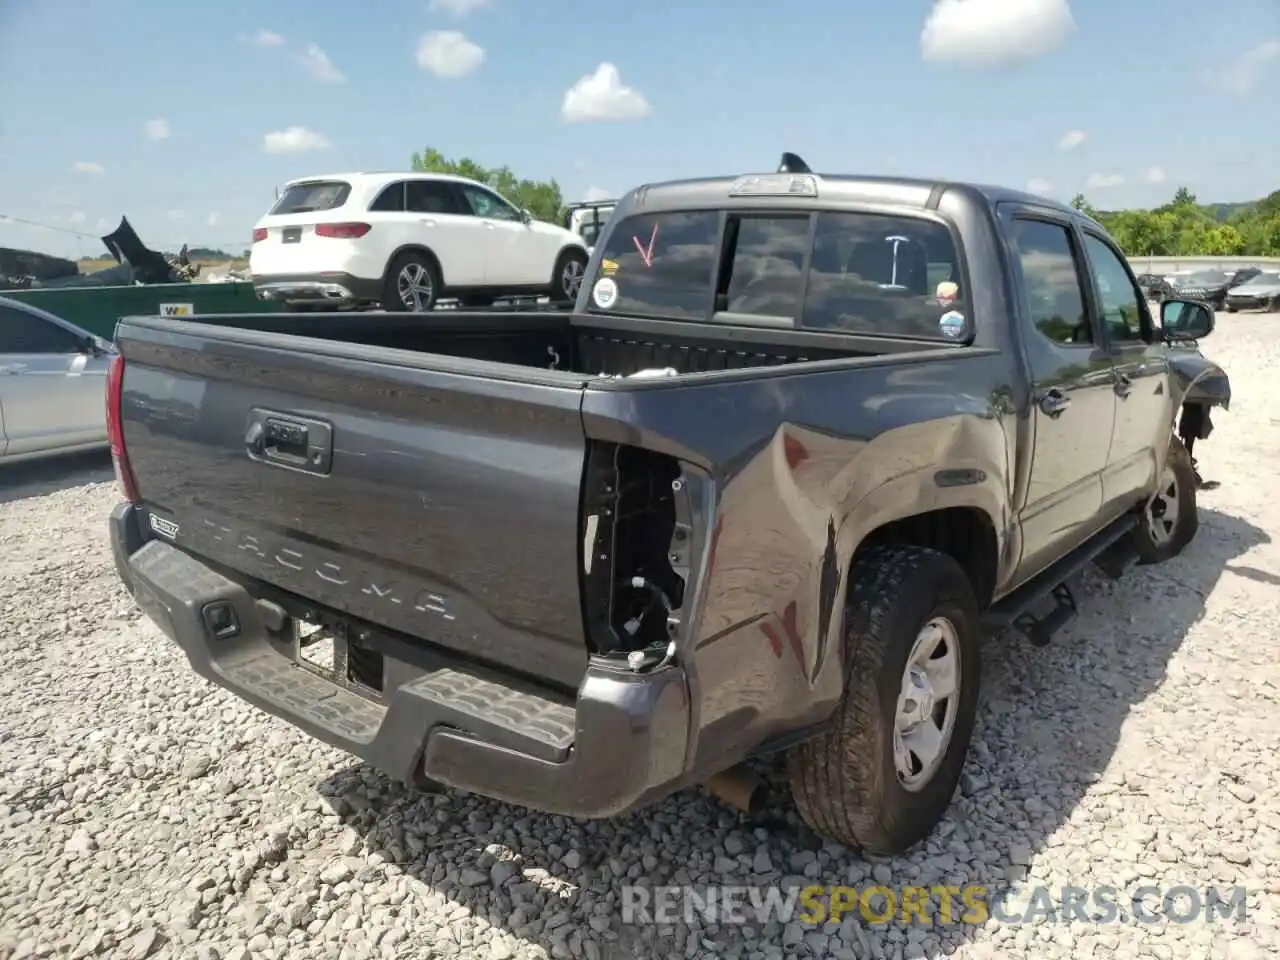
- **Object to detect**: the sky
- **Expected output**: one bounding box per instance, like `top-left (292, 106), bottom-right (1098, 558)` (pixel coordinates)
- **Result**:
top-left (0, 0), bottom-right (1277, 259)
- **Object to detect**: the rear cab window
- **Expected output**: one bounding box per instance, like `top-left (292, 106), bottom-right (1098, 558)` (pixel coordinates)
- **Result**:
top-left (269, 181), bottom-right (351, 215)
top-left (587, 206), bottom-right (967, 340)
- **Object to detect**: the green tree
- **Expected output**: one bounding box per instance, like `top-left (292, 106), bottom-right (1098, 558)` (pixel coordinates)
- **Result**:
top-left (410, 146), bottom-right (566, 223)
top-left (1071, 184), bottom-right (1279, 257)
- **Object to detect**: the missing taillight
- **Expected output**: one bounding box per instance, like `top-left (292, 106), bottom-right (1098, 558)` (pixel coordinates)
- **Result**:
top-left (315, 222), bottom-right (371, 239)
top-left (106, 353), bottom-right (141, 503)
top-left (581, 442), bottom-right (687, 657)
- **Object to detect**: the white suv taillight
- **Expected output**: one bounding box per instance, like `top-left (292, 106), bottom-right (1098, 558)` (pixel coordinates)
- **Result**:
top-left (315, 222), bottom-right (371, 239)
top-left (106, 353), bottom-right (141, 503)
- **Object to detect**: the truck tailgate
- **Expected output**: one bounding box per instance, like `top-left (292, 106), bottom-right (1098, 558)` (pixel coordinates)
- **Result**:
top-left (117, 320), bottom-right (592, 690)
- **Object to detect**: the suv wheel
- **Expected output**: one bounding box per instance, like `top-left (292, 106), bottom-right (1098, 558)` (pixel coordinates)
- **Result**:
top-left (383, 252), bottom-right (440, 312)
top-left (787, 545), bottom-right (981, 855)
top-left (1131, 436), bottom-right (1198, 564)
top-left (551, 249), bottom-right (588, 303)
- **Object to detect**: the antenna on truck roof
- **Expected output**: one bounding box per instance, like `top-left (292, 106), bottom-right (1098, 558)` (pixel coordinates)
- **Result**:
top-left (777, 152), bottom-right (811, 174)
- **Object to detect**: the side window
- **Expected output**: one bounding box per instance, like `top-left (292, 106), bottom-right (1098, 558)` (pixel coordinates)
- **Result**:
top-left (458, 185), bottom-right (520, 222)
top-left (0, 308), bottom-right (81, 354)
top-left (1010, 220), bottom-right (1092, 346)
top-left (1081, 233), bottom-right (1146, 344)
top-left (721, 216), bottom-right (810, 318)
top-left (369, 183), bottom-right (405, 212)
top-left (588, 210), bottom-right (720, 320)
top-left (406, 180), bottom-right (464, 215)
top-left (802, 212), bottom-right (963, 338)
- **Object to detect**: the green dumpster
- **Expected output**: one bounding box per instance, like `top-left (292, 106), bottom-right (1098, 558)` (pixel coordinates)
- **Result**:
top-left (3, 281), bottom-right (281, 340)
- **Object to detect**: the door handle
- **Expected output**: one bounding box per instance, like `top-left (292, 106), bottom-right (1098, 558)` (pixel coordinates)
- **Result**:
top-left (1114, 374), bottom-right (1132, 399)
top-left (1038, 388), bottom-right (1071, 418)
top-left (0, 363), bottom-right (28, 375)
top-left (483, 222), bottom-right (496, 229)
top-left (419, 219), bottom-right (436, 227)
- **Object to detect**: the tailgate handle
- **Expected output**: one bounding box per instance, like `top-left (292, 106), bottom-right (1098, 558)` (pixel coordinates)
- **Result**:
top-left (245, 410), bottom-right (333, 475)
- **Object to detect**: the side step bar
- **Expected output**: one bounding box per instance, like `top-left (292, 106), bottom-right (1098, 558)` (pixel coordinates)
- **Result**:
top-left (983, 513), bottom-right (1139, 646)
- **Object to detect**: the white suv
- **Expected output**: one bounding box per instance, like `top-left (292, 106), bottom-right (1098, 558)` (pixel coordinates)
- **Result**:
top-left (249, 172), bottom-right (590, 311)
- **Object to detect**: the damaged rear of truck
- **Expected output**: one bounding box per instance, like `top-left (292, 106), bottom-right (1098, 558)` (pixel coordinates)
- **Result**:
top-left (108, 165), bottom-right (1225, 854)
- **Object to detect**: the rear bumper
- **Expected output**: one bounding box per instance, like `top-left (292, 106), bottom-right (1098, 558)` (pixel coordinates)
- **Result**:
top-left (252, 272), bottom-right (383, 304)
top-left (109, 502), bottom-right (691, 818)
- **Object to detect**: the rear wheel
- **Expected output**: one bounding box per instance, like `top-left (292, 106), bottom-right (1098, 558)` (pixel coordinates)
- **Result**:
top-left (382, 252), bottom-right (440, 312)
top-left (550, 249), bottom-right (588, 303)
top-left (787, 545), bottom-right (981, 855)
top-left (1131, 436), bottom-right (1198, 564)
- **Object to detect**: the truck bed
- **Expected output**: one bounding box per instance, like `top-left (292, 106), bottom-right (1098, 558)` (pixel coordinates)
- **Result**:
top-left (145, 309), bottom-right (939, 378)
top-left (112, 309), bottom-right (983, 697)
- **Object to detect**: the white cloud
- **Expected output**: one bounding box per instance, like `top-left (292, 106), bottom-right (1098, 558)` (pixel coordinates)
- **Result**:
top-left (561, 63), bottom-right (651, 123)
top-left (262, 126), bottom-right (331, 154)
top-left (1143, 167), bottom-right (1166, 184)
top-left (415, 31), bottom-right (485, 78)
top-left (145, 118), bottom-right (170, 141)
top-left (583, 186), bottom-right (614, 201)
top-left (921, 0), bottom-right (1076, 67)
top-left (298, 43), bottom-right (344, 83)
top-left (1219, 39), bottom-right (1280, 94)
top-left (248, 29), bottom-right (285, 47)
top-left (427, 0), bottom-right (491, 15)
top-left (1086, 173), bottom-right (1124, 189)
top-left (1058, 130), bottom-right (1087, 150)
top-left (168, 210), bottom-right (185, 221)
top-left (73, 161), bottom-right (104, 175)
top-left (69, 211), bottom-right (86, 225)
top-left (1026, 178), bottom-right (1053, 195)
top-left (208, 212), bottom-right (221, 227)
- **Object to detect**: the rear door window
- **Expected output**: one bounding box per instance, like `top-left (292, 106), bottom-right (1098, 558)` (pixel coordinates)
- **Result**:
top-left (269, 181), bottom-right (351, 215)
top-left (369, 182), bottom-right (406, 212)
top-left (407, 180), bottom-right (467, 215)
top-left (589, 211), bottom-right (720, 320)
top-left (0, 307), bottom-right (81, 353)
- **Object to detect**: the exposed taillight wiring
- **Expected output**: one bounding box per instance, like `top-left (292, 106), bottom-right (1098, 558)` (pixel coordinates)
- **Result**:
top-left (105, 353), bottom-right (141, 503)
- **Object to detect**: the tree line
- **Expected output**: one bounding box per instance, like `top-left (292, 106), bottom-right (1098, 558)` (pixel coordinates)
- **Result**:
top-left (409, 146), bottom-right (1279, 258)
top-left (1071, 187), bottom-right (1280, 258)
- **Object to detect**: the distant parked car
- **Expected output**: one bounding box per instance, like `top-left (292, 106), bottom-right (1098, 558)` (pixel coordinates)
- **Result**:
top-left (1169, 267), bottom-right (1262, 310)
top-left (1224, 269), bottom-right (1280, 312)
top-left (0, 296), bottom-right (114, 464)
top-left (249, 172), bottom-right (590, 311)
top-left (1134, 273), bottom-right (1178, 303)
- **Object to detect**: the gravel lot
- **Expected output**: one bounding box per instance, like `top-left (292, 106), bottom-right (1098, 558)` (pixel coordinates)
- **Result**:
top-left (3, 314), bottom-right (1280, 960)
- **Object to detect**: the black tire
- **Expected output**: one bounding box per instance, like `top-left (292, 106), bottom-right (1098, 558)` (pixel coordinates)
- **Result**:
top-left (382, 251), bottom-right (440, 312)
top-left (550, 248), bottom-right (588, 304)
top-left (1131, 436), bottom-right (1199, 565)
top-left (787, 545), bottom-right (981, 855)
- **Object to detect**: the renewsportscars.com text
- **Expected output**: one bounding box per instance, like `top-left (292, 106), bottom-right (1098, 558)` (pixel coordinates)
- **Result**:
top-left (621, 884), bottom-right (1248, 927)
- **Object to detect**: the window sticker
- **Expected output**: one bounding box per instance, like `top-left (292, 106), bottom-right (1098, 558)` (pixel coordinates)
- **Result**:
top-left (935, 281), bottom-right (958, 307)
top-left (939, 310), bottom-right (966, 339)
top-left (592, 277), bottom-right (619, 309)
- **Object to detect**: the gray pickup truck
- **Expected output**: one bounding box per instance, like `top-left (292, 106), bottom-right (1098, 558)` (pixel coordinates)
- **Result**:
top-left (106, 155), bottom-right (1230, 855)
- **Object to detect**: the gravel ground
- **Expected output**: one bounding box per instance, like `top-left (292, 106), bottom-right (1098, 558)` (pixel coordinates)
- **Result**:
top-left (3, 315), bottom-right (1280, 960)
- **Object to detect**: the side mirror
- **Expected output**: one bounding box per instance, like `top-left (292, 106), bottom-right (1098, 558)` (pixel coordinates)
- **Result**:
top-left (519, 208), bottom-right (533, 224)
top-left (1160, 298), bottom-right (1214, 341)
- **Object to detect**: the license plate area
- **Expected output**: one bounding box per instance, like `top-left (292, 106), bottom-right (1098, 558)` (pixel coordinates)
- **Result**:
top-left (282, 227), bottom-right (302, 244)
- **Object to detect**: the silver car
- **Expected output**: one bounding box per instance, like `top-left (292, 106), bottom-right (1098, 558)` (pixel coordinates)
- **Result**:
top-left (1225, 270), bottom-right (1280, 313)
top-left (0, 296), bottom-right (115, 463)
